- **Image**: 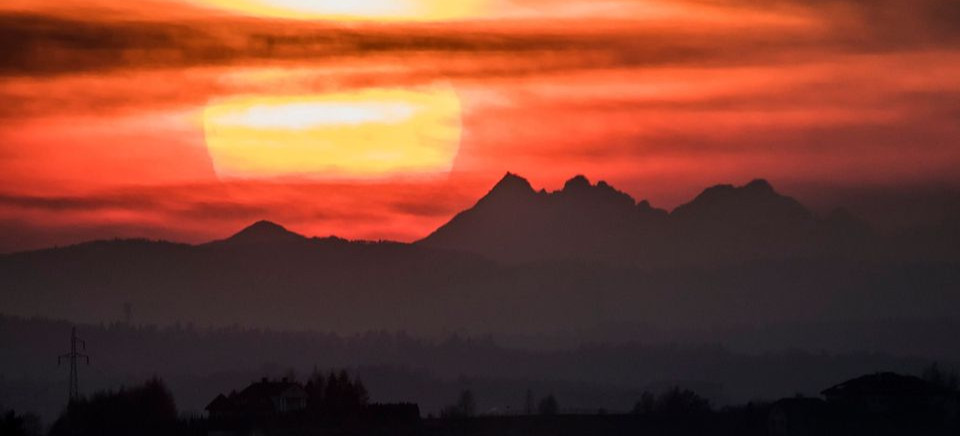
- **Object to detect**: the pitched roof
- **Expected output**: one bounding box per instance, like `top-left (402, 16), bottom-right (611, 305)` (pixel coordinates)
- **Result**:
top-left (206, 379), bottom-right (307, 414)
top-left (822, 372), bottom-right (945, 397)
top-left (206, 394), bottom-right (234, 412)
top-left (238, 380), bottom-right (304, 400)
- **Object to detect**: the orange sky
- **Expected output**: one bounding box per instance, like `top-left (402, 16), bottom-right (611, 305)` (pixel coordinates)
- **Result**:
top-left (1, 0), bottom-right (960, 251)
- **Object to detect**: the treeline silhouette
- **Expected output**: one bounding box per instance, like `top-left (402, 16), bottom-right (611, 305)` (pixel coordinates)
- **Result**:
top-left (10, 363), bottom-right (960, 435)
top-left (4, 314), bottom-right (960, 425)
top-left (633, 387), bottom-right (712, 418)
top-left (428, 367), bottom-right (960, 435)
top-left (206, 370), bottom-right (403, 434)
top-left (48, 377), bottom-right (180, 436)
top-left (1, 409), bottom-right (41, 436)
top-left (304, 369), bottom-right (370, 421)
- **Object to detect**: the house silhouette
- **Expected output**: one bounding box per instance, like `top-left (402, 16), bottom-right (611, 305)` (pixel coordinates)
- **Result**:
top-left (822, 372), bottom-right (957, 416)
top-left (206, 377), bottom-right (307, 420)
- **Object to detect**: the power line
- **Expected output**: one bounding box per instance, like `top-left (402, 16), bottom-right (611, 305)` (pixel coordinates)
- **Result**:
top-left (58, 326), bottom-right (90, 403)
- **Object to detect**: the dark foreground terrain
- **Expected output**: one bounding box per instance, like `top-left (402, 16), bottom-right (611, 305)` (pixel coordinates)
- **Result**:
top-left (5, 368), bottom-right (959, 436)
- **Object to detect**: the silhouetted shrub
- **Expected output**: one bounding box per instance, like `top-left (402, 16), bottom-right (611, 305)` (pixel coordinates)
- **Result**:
top-left (524, 389), bottom-right (536, 415)
top-left (1, 409), bottom-right (41, 436)
top-left (634, 391), bottom-right (656, 416)
top-left (49, 377), bottom-right (177, 436)
top-left (440, 390), bottom-right (476, 418)
top-left (633, 387), bottom-right (711, 418)
top-left (304, 368), bottom-right (369, 421)
top-left (923, 362), bottom-right (960, 391)
top-left (538, 394), bottom-right (559, 415)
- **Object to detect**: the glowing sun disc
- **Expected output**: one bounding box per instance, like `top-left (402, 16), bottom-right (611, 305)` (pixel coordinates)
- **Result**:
top-left (203, 87), bottom-right (463, 179)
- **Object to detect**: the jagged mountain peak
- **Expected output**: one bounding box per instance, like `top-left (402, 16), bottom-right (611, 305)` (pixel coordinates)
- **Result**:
top-left (745, 178), bottom-right (774, 192)
top-left (672, 179), bottom-right (812, 224)
top-left (563, 175), bottom-right (592, 192)
top-left (492, 172), bottom-right (535, 194)
top-left (557, 175), bottom-right (637, 211)
top-left (419, 174), bottom-right (650, 262)
top-left (420, 175), bottom-right (826, 263)
top-left (476, 172), bottom-right (538, 205)
top-left (560, 175), bottom-right (620, 195)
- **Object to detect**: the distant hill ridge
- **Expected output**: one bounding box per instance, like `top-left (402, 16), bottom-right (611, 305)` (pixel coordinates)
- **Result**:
top-left (211, 220), bottom-right (308, 246)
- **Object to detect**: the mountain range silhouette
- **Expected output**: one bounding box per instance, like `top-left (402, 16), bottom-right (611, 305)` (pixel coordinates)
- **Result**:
top-left (185, 173), bottom-right (873, 264)
top-left (1, 173), bottom-right (958, 343)
top-left (419, 173), bottom-right (849, 264)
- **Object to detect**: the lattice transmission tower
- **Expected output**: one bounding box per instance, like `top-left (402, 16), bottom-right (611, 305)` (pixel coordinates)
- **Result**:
top-left (58, 326), bottom-right (90, 403)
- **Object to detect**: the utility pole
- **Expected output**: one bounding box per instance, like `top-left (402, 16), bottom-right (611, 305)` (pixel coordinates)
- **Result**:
top-left (58, 326), bottom-right (90, 403)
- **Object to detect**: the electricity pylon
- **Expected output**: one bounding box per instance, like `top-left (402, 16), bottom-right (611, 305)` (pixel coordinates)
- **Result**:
top-left (58, 326), bottom-right (90, 403)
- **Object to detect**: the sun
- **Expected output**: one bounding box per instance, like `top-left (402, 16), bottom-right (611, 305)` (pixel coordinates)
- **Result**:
top-left (191, 0), bottom-right (489, 21)
top-left (202, 87), bottom-right (463, 179)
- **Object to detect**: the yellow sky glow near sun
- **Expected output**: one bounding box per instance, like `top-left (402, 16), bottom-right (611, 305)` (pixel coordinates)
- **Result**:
top-left (191, 0), bottom-right (489, 21)
top-left (202, 87), bottom-right (463, 179)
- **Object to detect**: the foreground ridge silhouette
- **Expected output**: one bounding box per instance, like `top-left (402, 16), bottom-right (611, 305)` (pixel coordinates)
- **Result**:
top-left (36, 369), bottom-right (960, 436)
